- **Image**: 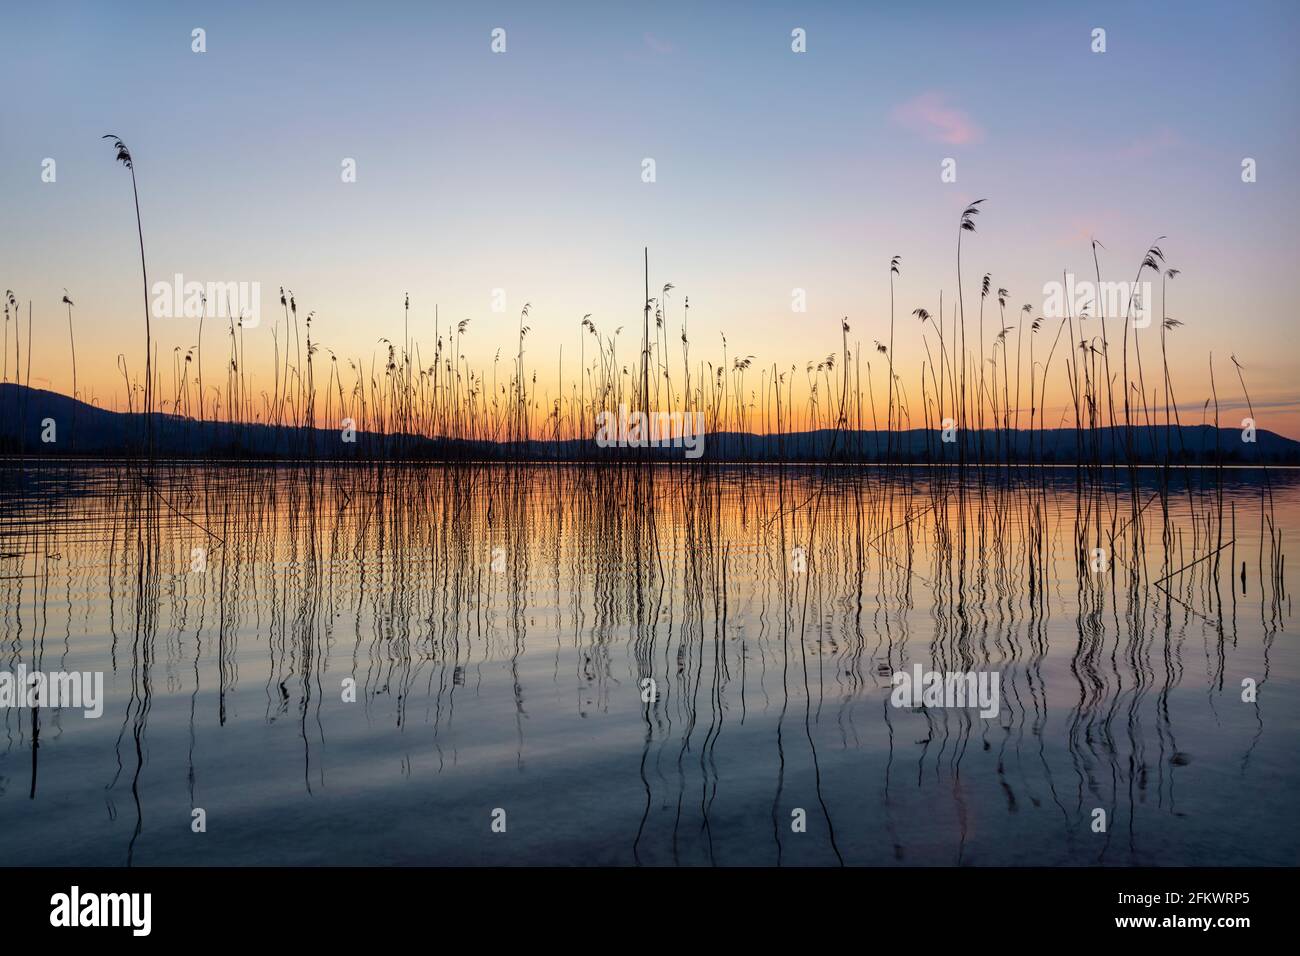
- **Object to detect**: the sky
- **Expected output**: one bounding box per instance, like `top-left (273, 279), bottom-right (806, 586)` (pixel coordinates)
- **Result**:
top-left (1, 0), bottom-right (1298, 435)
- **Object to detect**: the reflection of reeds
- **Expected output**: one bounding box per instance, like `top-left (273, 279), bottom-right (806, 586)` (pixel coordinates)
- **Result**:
top-left (0, 459), bottom-right (1290, 864)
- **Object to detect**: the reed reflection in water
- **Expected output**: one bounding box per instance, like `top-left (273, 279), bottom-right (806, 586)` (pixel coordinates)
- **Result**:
top-left (0, 462), bottom-right (1295, 866)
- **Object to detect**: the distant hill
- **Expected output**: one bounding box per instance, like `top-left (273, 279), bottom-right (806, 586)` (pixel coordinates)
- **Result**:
top-left (2, 383), bottom-right (1297, 465)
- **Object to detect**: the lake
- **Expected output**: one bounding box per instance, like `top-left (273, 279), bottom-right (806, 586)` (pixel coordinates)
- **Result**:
top-left (0, 462), bottom-right (1295, 866)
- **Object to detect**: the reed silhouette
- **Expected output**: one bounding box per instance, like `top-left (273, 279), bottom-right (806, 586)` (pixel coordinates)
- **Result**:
top-left (3, 145), bottom-right (1291, 473)
top-left (0, 145), bottom-right (1294, 868)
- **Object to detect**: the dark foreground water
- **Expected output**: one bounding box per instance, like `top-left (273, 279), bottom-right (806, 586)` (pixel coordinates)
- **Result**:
top-left (0, 463), bottom-right (1295, 866)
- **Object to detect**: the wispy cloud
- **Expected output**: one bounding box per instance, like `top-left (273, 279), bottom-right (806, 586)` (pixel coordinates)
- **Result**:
top-left (890, 92), bottom-right (982, 145)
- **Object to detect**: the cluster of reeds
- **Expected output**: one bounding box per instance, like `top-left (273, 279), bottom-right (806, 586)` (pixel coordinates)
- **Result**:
top-left (5, 144), bottom-right (1252, 473)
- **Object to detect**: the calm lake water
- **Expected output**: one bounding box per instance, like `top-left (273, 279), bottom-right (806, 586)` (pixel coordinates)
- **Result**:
top-left (0, 462), bottom-right (1295, 866)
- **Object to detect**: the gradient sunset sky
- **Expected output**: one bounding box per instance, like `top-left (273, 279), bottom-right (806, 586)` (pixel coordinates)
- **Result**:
top-left (2, 0), bottom-right (1298, 434)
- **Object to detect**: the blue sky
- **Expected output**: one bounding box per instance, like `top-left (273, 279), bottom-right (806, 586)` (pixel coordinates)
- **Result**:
top-left (2, 0), bottom-right (1297, 429)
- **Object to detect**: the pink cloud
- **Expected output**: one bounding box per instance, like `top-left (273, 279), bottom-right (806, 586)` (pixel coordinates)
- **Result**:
top-left (891, 92), bottom-right (983, 145)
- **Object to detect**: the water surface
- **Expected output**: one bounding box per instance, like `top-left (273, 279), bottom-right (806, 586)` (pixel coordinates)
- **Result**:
top-left (1, 463), bottom-right (1295, 866)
